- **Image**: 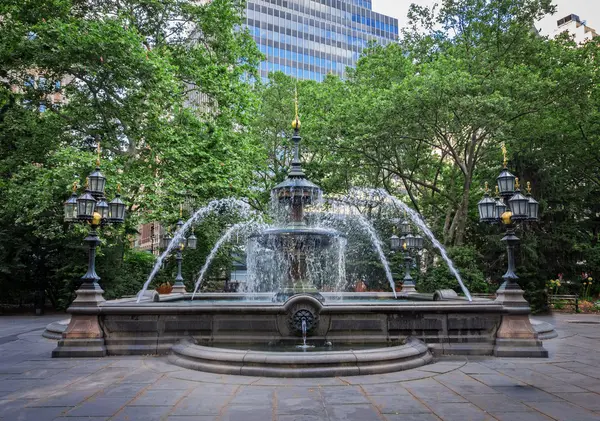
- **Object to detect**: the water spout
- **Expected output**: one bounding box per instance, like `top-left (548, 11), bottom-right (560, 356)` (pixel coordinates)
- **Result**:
top-left (302, 318), bottom-right (307, 347)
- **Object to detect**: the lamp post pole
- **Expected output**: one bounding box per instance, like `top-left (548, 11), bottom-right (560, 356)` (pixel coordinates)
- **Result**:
top-left (402, 252), bottom-right (416, 294)
top-left (78, 219), bottom-right (104, 302)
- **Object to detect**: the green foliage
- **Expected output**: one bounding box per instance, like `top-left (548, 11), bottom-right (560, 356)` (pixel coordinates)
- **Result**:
top-left (252, 0), bottom-right (600, 308)
top-left (418, 246), bottom-right (489, 294)
top-left (0, 0), bottom-right (263, 309)
top-left (2, 0), bottom-right (600, 311)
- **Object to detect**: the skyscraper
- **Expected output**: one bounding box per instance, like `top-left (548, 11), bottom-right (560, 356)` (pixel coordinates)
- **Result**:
top-left (245, 0), bottom-right (398, 81)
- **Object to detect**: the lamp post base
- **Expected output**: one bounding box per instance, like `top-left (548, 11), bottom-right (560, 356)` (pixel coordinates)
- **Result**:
top-left (401, 282), bottom-right (417, 294)
top-left (171, 282), bottom-right (187, 294)
top-left (494, 280), bottom-right (548, 358)
top-left (52, 282), bottom-right (107, 358)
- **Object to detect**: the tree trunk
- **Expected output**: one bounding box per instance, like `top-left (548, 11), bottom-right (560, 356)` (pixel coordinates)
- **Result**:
top-left (453, 175), bottom-right (472, 246)
top-left (442, 207), bottom-right (453, 245)
top-left (446, 172), bottom-right (472, 247)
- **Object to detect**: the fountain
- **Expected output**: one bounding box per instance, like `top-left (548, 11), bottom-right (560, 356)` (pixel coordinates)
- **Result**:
top-left (52, 98), bottom-right (549, 370)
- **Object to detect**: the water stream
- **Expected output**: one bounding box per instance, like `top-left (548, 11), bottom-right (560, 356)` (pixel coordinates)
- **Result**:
top-left (191, 220), bottom-right (266, 298)
top-left (136, 198), bottom-right (251, 302)
top-left (368, 188), bottom-right (473, 301)
top-left (320, 200), bottom-right (397, 298)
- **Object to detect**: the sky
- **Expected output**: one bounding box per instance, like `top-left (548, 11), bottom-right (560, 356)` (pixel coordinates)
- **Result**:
top-left (372, 0), bottom-right (600, 36)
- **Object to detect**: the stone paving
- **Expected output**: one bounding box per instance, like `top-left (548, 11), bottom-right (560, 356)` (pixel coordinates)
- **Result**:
top-left (1, 313), bottom-right (600, 421)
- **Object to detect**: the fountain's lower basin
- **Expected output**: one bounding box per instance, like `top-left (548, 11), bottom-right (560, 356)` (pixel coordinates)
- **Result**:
top-left (168, 337), bottom-right (432, 377)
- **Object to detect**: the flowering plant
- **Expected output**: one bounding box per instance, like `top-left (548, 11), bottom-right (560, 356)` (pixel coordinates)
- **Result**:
top-left (581, 272), bottom-right (594, 301)
top-left (547, 278), bottom-right (561, 295)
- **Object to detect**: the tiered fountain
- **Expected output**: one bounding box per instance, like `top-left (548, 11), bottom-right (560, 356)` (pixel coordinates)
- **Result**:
top-left (246, 111), bottom-right (344, 298)
top-left (51, 102), bottom-right (549, 375)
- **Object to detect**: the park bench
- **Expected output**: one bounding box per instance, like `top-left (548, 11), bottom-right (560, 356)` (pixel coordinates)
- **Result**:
top-left (548, 294), bottom-right (579, 312)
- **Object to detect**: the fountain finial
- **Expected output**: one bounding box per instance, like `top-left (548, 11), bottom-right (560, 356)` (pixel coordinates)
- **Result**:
top-left (291, 86), bottom-right (301, 131)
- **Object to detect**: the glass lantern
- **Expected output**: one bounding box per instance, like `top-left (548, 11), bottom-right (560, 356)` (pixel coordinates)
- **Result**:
top-left (108, 194), bottom-right (126, 223)
top-left (88, 167), bottom-right (106, 199)
top-left (527, 195), bottom-right (539, 221)
top-left (477, 193), bottom-right (497, 222)
top-left (399, 235), bottom-right (406, 249)
top-left (496, 169), bottom-right (516, 197)
top-left (95, 197), bottom-right (109, 220)
top-left (187, 233), bottom-right (198, 250)
top-left (508, 191), bottom-right (529, 220)
top-left (399, 220), bottom-right (411, 236)
top-left (76, 190), bottom-right (96, 220)
top-left (414, 235), bottom-right (424, 250)
top-left (495, 198), bottom-right (507, 219)
top-left (405, 233), bottom-right (416, 249)
top-left (390, 234), bottom-right (400, 251)
top-left (161, 233), bottom-right (173, 250)
top-left (64, 192), bottom-right (78, 222)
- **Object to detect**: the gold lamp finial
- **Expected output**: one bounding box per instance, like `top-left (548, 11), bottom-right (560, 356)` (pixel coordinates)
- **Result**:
top-left (116, 182), bottom-right (121, 194)
top-left (526, 181), bottom-right (532, 194)
top-left (96, 141), bottom-right (101, 167)
top-left (403, 241), bottom-right (407, 250)
top-left (484, 181), bottom-right (489, 194)
top-left (501, 142), bottom-right (508, 168)
top-left (495, 185), bottom-right (499, 197)
top-left (291, 86), bottom-right (301, 130)
top-left (515, 177), bottom-right (520, 190)
top-left (179, 203), bottom-right (183, 219)
top-left (72, 181), bottom-right (78, 193)
top-left (85, 177), bottom-right (89, 189)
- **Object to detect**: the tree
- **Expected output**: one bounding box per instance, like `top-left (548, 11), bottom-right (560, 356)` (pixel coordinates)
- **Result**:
top-left (0, 0), bottom-right (263, 308)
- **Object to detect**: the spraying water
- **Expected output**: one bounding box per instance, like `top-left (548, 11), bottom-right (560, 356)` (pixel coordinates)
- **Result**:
top-left (351, 213), bottom-right (397, 298)
top-left (136, 198), bottom-right (251, 302)
top-left (320, 200), bottom-right (397, 298)
top-left (191, 220), bottom-right (266, 298)
top-left (368, 188), bottom-right (473, 301)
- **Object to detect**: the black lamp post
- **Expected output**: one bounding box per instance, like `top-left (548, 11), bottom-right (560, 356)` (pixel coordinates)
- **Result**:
top-left (63, 143), bottom-right (126, 306)
top-left (390, 220), bottom-right (424, 294)
top-left (163, 205), bottom-right (197, 294)
top-left (477, 144), bottom-right (539, 306)
top-left (476, 145), bottom-right (548, 358)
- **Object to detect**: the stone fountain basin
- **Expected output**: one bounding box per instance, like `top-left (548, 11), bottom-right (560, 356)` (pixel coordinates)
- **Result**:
top-left (78, 292), bottom-right (507, 358)
top-left (168, 337), bottom-right (433, 377)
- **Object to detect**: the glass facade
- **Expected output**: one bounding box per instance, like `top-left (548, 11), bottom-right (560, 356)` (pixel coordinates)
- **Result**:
top-left (245, 0), bottom-right (398, 81)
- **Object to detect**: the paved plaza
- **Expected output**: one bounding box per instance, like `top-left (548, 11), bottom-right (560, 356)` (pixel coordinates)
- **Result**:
top-left (1, 314), bottom-right (600, 421)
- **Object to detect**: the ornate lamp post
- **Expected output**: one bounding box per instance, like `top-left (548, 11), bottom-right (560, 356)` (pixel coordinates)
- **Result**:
top-left (477, 144), bottom-right (546, 357)
top-left (162, 205), bottom-right (197, 294)
top-left (63, 144), bottom-right (126, 306)
top-left (54, 142), bottom-right (125, 358)
top-left (390, 219), bottom-right (424, 294)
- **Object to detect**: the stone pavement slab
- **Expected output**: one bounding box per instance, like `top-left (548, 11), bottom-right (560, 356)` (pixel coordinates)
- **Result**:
top-left (326, 404), bottom-right (383, 421)
top-left (1, 313), bottom-right (600, 420)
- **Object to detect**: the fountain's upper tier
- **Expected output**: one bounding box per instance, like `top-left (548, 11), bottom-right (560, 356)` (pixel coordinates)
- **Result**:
top-left (271, 129), bottom-right (323, 206)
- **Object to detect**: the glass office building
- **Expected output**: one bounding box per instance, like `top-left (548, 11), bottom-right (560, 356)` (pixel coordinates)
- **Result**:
top-left (245, 0), bottom-right (398, 81)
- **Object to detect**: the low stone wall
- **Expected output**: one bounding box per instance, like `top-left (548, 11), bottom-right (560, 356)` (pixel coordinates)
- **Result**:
top-left (92, 294), bottom-right (504, 356)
